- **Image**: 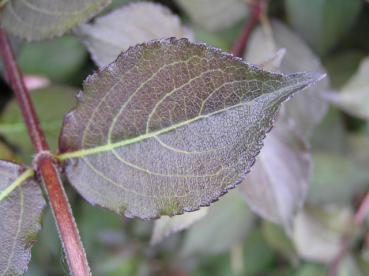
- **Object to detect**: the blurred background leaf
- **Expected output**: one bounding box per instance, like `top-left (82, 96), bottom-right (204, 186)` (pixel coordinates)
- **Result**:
top-left (285, 0), bottom-right (362, 55)
top-left (0, 86), bottom-right (76, 162)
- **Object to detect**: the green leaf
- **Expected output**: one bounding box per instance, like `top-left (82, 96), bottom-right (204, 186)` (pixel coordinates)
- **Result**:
top-left (326, 56), bottom-right (369, 122)
top-left (308, 151), bottom-right (369, 205)
top-left (323, 50), bottom-right (366, 89)
top-left (180, 190), bottom-right (253, 256)
top-left (0, 161), bottom-right (45, 275)
top-left (0, 0), bottom-right (110, 41)
top-left (0, 86), bottom-right (76, 163)
top-left (292, 206), bottom-right (354, 263)
top-left (151, 207), bottom-right (208, 245)
top-left (311, 107), bottom-right (347, 154)
top-left (285, 0), bottom-right (361, 55)
top-left (18, 36), bottom-right (88, 83)
top-left (242, 230), bottom-right (276, 275)
top-left (294, 264), bottom-right (327, 276)
top-left (176, 0), bottom-right (248, 32)
top-left (77, 2), bottom-right (193, 67)
top-left (58, 38), bottom-right (322, 219)
top-left (261, 221), bottom-right (297, 262)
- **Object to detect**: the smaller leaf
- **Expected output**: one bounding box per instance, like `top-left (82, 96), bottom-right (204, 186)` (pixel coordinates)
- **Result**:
top-left (180, 190), bottom-right (253, 256)
top-left (292, 206), bottom-right (354, 263)
top-left (326, 56), bottom-right (369, 122)
top-left (261, 221), bottom-right (297, 262)
top-left (337, 255), bottom-right (364, 276)
top-left (78, 2), bottom-right (193, 67)
top-left (0, 161), bottom-right (45, 275)
top-left (295, 264), bottom-right (327, 276)
top-left (151, 208), bottom-right (208, 246)
top-left (308, 148), bottom-right (369, 205)
top-left (176, 0), bottom-right (248, 32)
top-left (239, 120), bottom-right (310, 231)
top-left (0, 0), bottom-right (110, 41)
top-left (311, 107), bottom-right (348, 154)
top-left (242, 230), bottom-right (276, 275)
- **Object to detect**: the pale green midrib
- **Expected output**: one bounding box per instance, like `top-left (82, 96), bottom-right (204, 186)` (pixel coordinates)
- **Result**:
top-left (57, 79), bottom-right (311, 160)
top-left (0, 168), bottom-right (34, 202)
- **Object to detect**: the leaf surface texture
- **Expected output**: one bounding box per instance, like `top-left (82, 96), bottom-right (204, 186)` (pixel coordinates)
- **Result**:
top-left (0, 0), bottom-right (110, 40)
top-left (0, 161), bottom-right (45, 275)
top-left (59, 38), bottom-right (321, 219)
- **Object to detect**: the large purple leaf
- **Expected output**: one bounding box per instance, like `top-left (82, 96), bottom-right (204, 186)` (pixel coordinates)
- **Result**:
top-left (58, 38), bottom-right (322, 219)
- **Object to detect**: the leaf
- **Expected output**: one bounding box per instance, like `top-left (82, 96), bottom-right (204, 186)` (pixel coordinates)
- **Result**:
top-left (292, 206), bottom-right (354, 263)
top-left (285, 0), bottom-right (362, 55)
top-left (323, 50), bottom-right (366, 89)
top-left (58, 38), bottom-right (322, 219)
top-left (0, 161), bottom-right (45, 275)
top-left (311, 107), bottom-right (347, 154)
top-left (180, 190), bottom-right (253, 256)
top-left (242, 229), bottom-right (276, 275)
top-left (176, 0), bottom-right (248, 32)
top-left (261, 221), bottom-right (297, 262)
top-left (308, 151), bottom-right (369, 205)
top-left (326, 56), bottom-right (369, 122)
top-left (295, 264), bottom-right (327, 276)
top-left (239, 120), bottom-right (311, 230)
top-left (0, 0), bottom-right (110, 41)
top-left (18, 36), bottom-right (88, 83)
top-left (239, 20), bottom-right (327, 229)
top-left (337, 255), bottom-right (365, 276)
top-left (0, 86), bottom-right (76, 163)
top-left (151, 208), bottom-right (208, 245)
top-left (246, 20), bottom-right (329, 140)
top-left (77, 2), bottom-right (193, 67)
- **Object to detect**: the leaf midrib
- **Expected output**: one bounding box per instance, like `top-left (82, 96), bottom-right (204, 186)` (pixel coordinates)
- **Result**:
top-left (57, 80), bottom-right (303, 161)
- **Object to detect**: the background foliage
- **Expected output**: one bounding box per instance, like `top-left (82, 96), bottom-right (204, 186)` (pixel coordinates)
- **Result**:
top-left (1, 0), bottom-right (369, 275)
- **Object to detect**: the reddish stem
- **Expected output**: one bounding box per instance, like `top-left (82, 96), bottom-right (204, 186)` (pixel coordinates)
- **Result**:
top-left (354, 191), bottom-right (369, 225)
top-left (0, 29), bottom-right (90, 276)
top-left (329, 191), bottom-right (369, 276)
top-left (231, 0), bottom-right (268, 57)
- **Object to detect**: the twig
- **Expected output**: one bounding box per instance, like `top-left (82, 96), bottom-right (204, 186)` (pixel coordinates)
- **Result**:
top-left (328, 191), bottom-right (369, 276)
top-left (354, 191), bottom-right (369, 225)
top-left (231, 0), bottom-right (268, 57)
top-left (0, 29), bottom-right (90, 276)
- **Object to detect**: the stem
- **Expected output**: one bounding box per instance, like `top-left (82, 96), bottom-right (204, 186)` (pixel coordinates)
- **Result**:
top-left (0, 29), bottom-right (90, 276)
top-left (231, 0), bottom-right (268, 57)
top-left (354, 191), bottom-right (369, 225)
top-left (328, 191), bottom-right (369, 276)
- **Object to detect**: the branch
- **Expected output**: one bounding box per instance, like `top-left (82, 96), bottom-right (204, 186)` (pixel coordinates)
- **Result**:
top-left (328, 191), bottom-right (369, 276)
top-left (0, 29), bottom-right (90, 276)
top-left (231, 0), bottom-right (268, 58)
